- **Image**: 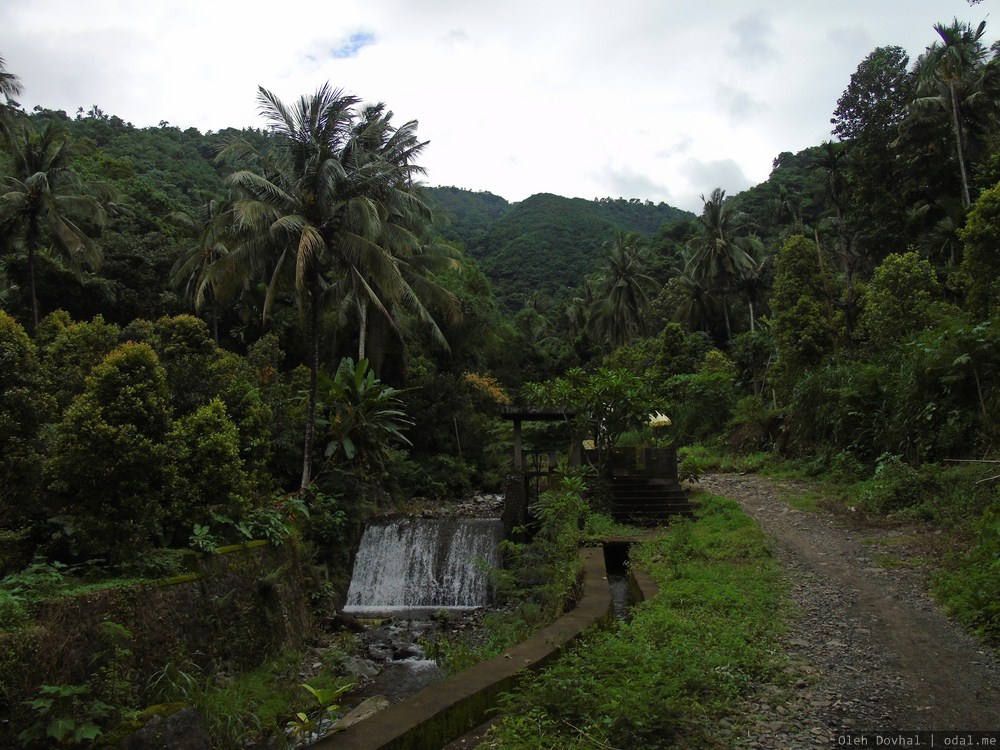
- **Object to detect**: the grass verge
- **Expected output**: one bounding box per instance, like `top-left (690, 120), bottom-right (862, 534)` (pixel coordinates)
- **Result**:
top-left (481, 492), bottom-right (787, 749)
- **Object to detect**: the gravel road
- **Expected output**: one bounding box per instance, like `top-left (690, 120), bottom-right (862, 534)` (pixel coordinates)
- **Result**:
top-left (699, 473), bottom-right (1000, 748)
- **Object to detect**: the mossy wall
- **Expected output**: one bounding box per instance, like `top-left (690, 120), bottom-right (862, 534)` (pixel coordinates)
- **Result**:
top-left (0, 541), bottom-right (315, 747)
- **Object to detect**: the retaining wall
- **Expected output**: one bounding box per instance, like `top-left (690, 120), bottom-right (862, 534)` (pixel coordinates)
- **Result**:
top-left (319, 541), bottom-right (663, 750)
top-left (316, 546), bottom-right (614, 750)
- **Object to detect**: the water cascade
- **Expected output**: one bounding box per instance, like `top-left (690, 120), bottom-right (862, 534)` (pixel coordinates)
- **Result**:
top-left (343, 517), bottom-right (505, 616)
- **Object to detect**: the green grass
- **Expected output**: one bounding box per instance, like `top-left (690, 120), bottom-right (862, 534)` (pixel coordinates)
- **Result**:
top-left (482, 492), bottom-right (787, 749)
top-left (778, 489), bottom-right (822, 512)
top-left (581, 512), bottom-right (646, 542)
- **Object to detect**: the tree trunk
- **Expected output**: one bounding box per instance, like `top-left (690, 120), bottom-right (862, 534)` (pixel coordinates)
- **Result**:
top-left (950, 80), bottom-right (971, 209)
top-left (358, 299), bottom-right (368, 361)
top-left (300, 294), bottom-right (320, 493)
top-left (27, 239), bottom-right (39, 334)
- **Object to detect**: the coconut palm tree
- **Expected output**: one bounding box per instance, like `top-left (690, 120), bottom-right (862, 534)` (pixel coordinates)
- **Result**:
top-left (684, 188), bottom-right (757, 340)
top-left (168, 193), bottom-right (236, 344)
top-left (0, 121), bottom-right (106, 331)
top-left (591, 231), bottom-right (657, 350)
top-left (910, 19), bottom-right (999, 208)
top-left (0, 53), bottom-right (23, 142)
top-left (205, 84), bottom-right (447, 490)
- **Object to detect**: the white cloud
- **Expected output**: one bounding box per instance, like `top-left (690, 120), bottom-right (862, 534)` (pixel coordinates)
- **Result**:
top-left (1, 0), bottom-right (991, 210)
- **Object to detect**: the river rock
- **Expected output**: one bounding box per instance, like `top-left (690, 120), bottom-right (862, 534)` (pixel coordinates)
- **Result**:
top-left (337, 696), bottom-right (391, 728)
top-left (343, 655), bottom-right (380, 680)
top-left (119, 706), bottom-right (211, 750)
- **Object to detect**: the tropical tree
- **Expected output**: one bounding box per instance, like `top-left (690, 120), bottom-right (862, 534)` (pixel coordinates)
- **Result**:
top-left (336, 103), bottom-right (459, 365)
top-left (769, 235), bottom-right (839, 392)
top-left (204, 84), bottom-right (444, 491)
top-left (831, 45), bottom-right (914, 267)
top-left (958, 181), bottom-right (1000, 317)
top-left (590, 231), bottom-right (657, 350)
top-left (0, 53), bottom-right (23, 143)
top-left (857, 251), bottom-right (945, 350)
top-left (684, 188), bottom-right (760, 340)
top-left (316, 357), bottom-right (412, 479)
top-left (169, 193), bottom-right (235, 344)
top-left (664, 265), bottom-right (718, 335)
top-left (0, 121), bottom-right (106, 331)
top-left (908, 19), bottom-right (999, 208)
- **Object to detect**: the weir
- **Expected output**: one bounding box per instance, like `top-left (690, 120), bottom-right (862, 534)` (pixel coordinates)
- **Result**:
top-left (342, 517), bottom-right (505, 616)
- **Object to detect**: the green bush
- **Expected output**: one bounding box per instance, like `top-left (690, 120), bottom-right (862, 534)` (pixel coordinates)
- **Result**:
top-left (856, 455), bottom-right (930, 515)
top-left (0, 589), bottom-right (28, 630)
top-left (727, 394), bottom-right (781, 453)
top-left (786, 362), bottom-right (886, 463)
top-left (664, 370), bottom-right (736, 445)
top-left (165, 398), bottom-right (250, 544)
top-left (46, 342), bottom-right (173, 563)
top-left (486, 493), bottom-right (785, 749)
top-left (389, 453), bottom-right (476, 502)
top-left (934, 495), bottom-right (1000, 644)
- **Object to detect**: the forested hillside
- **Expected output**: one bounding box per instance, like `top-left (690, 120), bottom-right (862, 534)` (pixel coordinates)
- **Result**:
top-left (3, 13), bottom-right (1000, 748)
top-left (427, 188), bottom-right (690, 308)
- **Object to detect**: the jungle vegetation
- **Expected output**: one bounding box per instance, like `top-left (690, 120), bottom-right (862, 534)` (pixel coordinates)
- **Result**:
top-left (2, 14), bottom-right (1000, 747)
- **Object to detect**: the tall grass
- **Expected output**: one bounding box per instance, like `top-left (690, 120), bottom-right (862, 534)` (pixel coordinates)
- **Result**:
top-left (482, 493), bottom-right (786, 749)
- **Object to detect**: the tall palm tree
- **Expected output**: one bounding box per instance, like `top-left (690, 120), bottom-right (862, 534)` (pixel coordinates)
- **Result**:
top-left (591, 231), bottom-right (657, 350)
top-left (0, 53), bottom-right (23, 143)
top-left (813, 141), bottom-right (848, 221)
top-left (910, 19), bottom-right (998, 208)
top-left (341, 103), bottom-right (459, 364)
top-left (204, 84), bottom-right (446, 491)
top-left (668, 265), bottom-right (719, 335)
top-left (684, 188), bottom-right (757, 340)
top-left (169, 193), bottom-right (236, 344)
top-left (0, 121), bottom-right (106, 331)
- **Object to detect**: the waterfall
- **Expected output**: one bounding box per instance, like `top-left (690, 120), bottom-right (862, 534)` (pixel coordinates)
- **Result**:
top-left (343, 517), bottom-right (504, 616)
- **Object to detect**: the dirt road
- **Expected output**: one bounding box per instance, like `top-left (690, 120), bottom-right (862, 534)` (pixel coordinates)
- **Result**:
top-left (699, 473), bottom-right (1000, 747)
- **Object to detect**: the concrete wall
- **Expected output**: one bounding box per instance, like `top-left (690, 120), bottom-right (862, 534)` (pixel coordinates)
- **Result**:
top-left (317, 547), bottom-right (614, 750)
top-left (0, 541), bottom-right (314, 748)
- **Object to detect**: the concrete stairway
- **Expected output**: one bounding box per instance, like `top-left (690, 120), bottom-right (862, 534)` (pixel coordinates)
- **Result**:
top-left (609, 475), bottom-right (692, 525)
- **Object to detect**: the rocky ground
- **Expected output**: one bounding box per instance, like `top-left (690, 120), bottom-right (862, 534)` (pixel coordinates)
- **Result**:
top-left (698, 473), bottom-right (1000, 748)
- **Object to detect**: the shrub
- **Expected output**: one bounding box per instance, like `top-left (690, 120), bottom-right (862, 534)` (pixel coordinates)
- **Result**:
top-left (0, 312), bottom-right (52, 542)
top-left (46, 343), bottom-right (173, 563)
top-left (664, 370), bottom-right (736, 445)
top-left (727, 395), bottom-right (781, 453)
top-left (934, 494), bottom-right (1000, 644)
top-left (856, 455), bottom-right (938, 515)
top-left (165, 399), bottom-right (249, 545)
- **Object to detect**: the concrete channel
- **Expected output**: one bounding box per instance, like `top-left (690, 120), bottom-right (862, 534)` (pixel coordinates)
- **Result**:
top-left (314, 543), bottom-right (660, 750)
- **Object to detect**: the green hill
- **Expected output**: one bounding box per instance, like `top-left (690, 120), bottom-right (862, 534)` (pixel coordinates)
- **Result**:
top-left (426, 188), bottom-right (691, 309)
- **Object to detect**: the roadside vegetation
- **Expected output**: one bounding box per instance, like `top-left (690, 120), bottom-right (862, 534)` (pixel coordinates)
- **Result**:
top-left (1, 12), bottom-right (1000, 747)
top-left (483, 493), bottom-right (786, 749)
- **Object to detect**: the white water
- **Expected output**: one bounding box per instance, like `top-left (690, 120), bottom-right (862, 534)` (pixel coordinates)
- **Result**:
top-left (343, 517), bottom-right (504, 616)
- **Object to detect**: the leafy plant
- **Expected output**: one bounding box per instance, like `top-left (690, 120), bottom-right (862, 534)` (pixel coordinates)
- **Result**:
top-left (285, 681), bottom-right (354, 741)
top-left (0, 588), bottom-right (28, 629)
top-left (1, 559), bottom-right (70, 599)
top-left (189, 523), bottom-right (218, 552)
top-left (316, 357), bottom-right (413, 476)
top-left (18, 684), bottom-right (114, 747)
top-left (524, 367), bottom-right (661, 475)
top-left (677, 454), bottom-right (704, 484)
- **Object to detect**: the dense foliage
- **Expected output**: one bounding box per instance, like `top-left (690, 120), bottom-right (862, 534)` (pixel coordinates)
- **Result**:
top-left (3, 12), bottom-right (1000, 744)
top-left (484, 493), bottom-right (785, 749)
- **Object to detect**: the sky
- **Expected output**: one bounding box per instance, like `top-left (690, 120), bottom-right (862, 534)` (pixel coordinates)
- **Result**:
top-left (1, 0), bottom-right (994, 213)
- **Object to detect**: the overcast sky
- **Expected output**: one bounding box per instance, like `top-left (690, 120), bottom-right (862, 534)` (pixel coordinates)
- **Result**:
top-left (2, 0), bottom-right (994, 212)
